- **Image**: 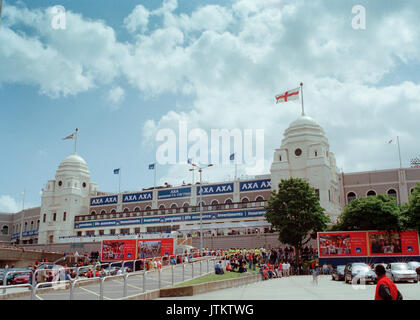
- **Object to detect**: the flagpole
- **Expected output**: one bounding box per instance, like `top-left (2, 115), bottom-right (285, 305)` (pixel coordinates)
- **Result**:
top-left (154, 164), bottom-right (157, 189)
top-left (300, 82), bottom-right (305, 116)
top-left (397, 136), bottom-right (402, 168)
top-left (119, 168), bottom-right (121, 194)
top-left (74, 128), bottom-right (78, 154)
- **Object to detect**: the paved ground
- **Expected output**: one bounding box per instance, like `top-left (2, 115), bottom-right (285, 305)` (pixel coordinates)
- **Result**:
top-left (159, 274), bottom-right (420, 300)
top-left (2, 258), bottom-right (219, 300)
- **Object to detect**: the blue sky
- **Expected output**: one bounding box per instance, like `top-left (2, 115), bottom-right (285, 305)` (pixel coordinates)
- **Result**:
top-left (1, 0), bottom-right (420, 212)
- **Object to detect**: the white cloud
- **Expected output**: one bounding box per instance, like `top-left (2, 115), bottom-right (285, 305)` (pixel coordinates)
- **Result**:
top-left (108, 86), bottom-right (125, 109)
top-left (124, 4), bottom-right (150, 33)
top-left (0, 195), bottom-right (20, 213)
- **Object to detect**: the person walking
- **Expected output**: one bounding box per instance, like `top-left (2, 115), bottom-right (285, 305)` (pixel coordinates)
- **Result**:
top-left (374, 265), bottom-right (403, 300)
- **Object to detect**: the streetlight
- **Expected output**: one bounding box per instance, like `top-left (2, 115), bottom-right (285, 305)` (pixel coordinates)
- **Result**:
top-left (189, 162), bottom-right (213, 255)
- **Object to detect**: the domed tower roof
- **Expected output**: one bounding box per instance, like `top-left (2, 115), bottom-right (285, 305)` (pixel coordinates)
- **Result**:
top-left (281, 115), bottom-right (328, 145)
top-left (56, 153), bottom-right (91, 178)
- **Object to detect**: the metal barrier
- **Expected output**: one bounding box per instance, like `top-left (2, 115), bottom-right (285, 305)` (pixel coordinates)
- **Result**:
top-left (2, 256), bottom-right (220, 300)
top-left (2, 270), bottom-right (34, 294)
top-left (0, 283), bottom-right (33, 297)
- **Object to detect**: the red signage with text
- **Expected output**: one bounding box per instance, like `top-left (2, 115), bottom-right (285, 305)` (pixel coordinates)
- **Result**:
top-left (318, 231), bottom-right (368, 257)
top-left (368, 230), bottom-right (420, 256)
top-left (101, 239), bottom-right (137, 261)
top-left (137, 238), bottom-right (174, 259)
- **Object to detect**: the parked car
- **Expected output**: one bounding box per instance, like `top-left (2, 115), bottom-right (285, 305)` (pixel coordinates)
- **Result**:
top-left (331, 265), bottom-right (346, 281)
top-left (407, 261), bottom-right (420, 273)
top-left (344, 263), bottom-right (377, 284)
top-left (386, 263), bottom-right (418, 283)
top-left (12, 273), bottom-right (31, 285)
top-left (373, 263), bottom-right (387, 270)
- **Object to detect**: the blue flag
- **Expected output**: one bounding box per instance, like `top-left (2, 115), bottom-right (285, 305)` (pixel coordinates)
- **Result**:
top-left (149, 163), bottom-right (155, 170)
top-left (113, 168), bottom-right (120, 174)
top-left (230, 153), bottom-right (235, 161)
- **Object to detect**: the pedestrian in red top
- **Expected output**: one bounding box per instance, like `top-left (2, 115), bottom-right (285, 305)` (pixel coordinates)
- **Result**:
top-left (374, 265), bottom-right (402, 300)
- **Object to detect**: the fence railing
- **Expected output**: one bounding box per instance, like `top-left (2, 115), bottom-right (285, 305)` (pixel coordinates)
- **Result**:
top-left (0, 256), bottom-right (219, 300)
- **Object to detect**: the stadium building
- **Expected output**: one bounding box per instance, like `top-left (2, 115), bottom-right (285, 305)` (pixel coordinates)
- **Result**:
top-left (1, 115), bottom-right (420, 245)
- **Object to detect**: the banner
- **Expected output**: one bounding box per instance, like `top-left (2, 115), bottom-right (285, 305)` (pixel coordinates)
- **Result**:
top-left (197, 183), bottom-right (234, 196)
top-left (318, 230), bottom-right (420, 258)
top-left (368, 230), bottom-right (420, 256)
top-left (137, 238), bottom-right (174, 258)
top-left (158, 187), bottom-right (191, 199)
top-left (101, 239), bottom-right (137, 261)
top-left (240, 179), bottom-right (271, 192)
top-left (90, 195), bottom-right (118, 206)
top-left (122, 192), bottom-right (153, 203)
top-left (318, 231), bottom-right (368, 257)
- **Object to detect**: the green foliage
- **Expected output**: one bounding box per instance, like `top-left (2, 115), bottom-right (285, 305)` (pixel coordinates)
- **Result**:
top-left (405, 183), bottom-right (420, 232)
top-left (265, 177), bottom-right (330, 248)
top-left (334, 194), bottom-right (403, 231)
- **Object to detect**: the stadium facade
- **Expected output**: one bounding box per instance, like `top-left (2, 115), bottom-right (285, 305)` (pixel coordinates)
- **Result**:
top-left (1, 115), bottom-right (419, 245)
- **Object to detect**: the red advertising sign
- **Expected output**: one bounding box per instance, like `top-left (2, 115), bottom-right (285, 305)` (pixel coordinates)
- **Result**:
top-left (318, 231), bottom-right (368, 257)
top-left (368, 230), bottom-right (420, 256)
top-left (101, 240), bottom-right (138, 261)
top-left (137, 238), bottom-right (174, 259)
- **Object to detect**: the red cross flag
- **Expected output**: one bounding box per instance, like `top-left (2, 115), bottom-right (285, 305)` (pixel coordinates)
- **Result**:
top-left (275, 87), bottom-right (300, 103)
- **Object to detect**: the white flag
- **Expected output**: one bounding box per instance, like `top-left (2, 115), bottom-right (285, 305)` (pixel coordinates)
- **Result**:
top-left (275, 87), bottom-right (300, 103)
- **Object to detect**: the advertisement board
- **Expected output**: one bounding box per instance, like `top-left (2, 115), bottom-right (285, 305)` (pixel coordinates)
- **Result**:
top-left (318, 230), bottom-right (420, 258)
top-left (368, 230), bottom-right (420, 256)
top-left (318, 231), bottom-right (368, 257)
top-left (137, 238), bottom-right (174, 258)
top-left (101, 239), bottom-right (137, 261)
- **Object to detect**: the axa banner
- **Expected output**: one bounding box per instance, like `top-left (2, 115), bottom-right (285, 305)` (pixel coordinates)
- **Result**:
top-left (158, 187), bottom-right (191, 200)
top-left (122, 191), bottom-right (153, 203)
top-left (197, 183), bottom-right (234, 196)
top-left (240, 179), bottom-right (271, 192)
top-left (90, 195), bottom-right (118, 206)
top-left (75, 209), bottom-right (266, 228)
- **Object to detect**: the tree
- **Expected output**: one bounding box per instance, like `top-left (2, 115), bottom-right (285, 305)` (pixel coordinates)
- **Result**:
top-left (405, 183), bottom-right (420, 232)
top-left (333, 194), bottom-right (403, 231)
top-left (265, 177), bottom-right (330, 274)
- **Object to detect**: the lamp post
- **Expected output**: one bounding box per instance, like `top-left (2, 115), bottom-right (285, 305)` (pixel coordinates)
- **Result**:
top-left (189, 163), bottom-right (213, 255)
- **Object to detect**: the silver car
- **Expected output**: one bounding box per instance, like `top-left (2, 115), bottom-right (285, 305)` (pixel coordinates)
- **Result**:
top-left (386, 263), bottom-right (418, 283)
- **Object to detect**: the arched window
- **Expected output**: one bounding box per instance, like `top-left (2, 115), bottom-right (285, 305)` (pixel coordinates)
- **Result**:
top-left (1, 226), bottom-right (8, 235)
top-left (31, 221), bottom-right (34, 230)
top-left (211, 200), bottom-right (219, 206)
top-left (110, 209), bottom-right (116, 214)
top-left (387, 189), bottom-right (397, 202)
top-left (410, 188), bottom-right (415, 195)
top-left (145, 206), bottom-right (152, 215)
top-left (255, 196), bottom-right (264, 202)
top-left (134, 207), bottom-right (141, 212)
top-left (24, 222), bottom-right (28, 231)
top-left (347, 192), bottom-right (356, 204)
top-left (159, 205), bottom-right (166, 214)
top-left (367, 190), bottom-right (376, 197)
top-left (183, 203), bottom-right (189, 213)
top-left (123, 208), bottom-right (129, 213)
top-left (225, 199), bottom-right (232, 204)
top-left (241, 197), bottom-right (249, 208)
top-left (91, 211), bottom-right (96, 215)
top-left (101, 210), bottom-right (107, 215)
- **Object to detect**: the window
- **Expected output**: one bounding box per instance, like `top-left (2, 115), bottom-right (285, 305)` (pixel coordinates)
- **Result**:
top-left (37, 220), bottom-right (40, 229)
top-left (77, 231), bottom-right (82, 237)
top-left (63, 212), bottom-right (67, 221)
top-left (110, 229), bottom-right (116, 235)
top-left (294, 148), bottom-right (302, 157)
top-left (367, 190), bottom-right (376, 197)
top-left (86, 230), bottom-right (94, 236)
top-left (315, 150), bottom-right (318, 157)
top-left (91, 211), bottom-right (96, 215)
top-left (347, 192), bottom-right (356, 203)
top-left (110, 209), bottom-right (116, 214)
top-left (328, 190), bottom-right (331, 202)
top-left (123, 208), bottom-right (129, 213)
top-left (101, 210), bottom-right (106, 215)
top-left (387, 189), bottom-right (398, 202)
top-left (134, 227), bottom-right (140, 233)
top-left (279, 155), bottom-right (282, 161)
top-left (241, 198), bottom-right (249, 208)
top-left (82, 182), bottom-right (87, 188)
top-left (1, 226), bottom-right (8, 235)
top-left (24, 222), bottom-right (28, 232)
top-left (43, 214), bottom-right (46, 223)
top-left (134, 207), bottom-right (141, 212)
top-left (99, 230), bottom-right (104, 235)
top-left (31, 221), bottom-right (34, 230)
top-left (120, 228), bottom-right (130, 235)
top-left (58, 181), bottom-right (62, 187)
top-left (53, 213), bottom-right (56, 222)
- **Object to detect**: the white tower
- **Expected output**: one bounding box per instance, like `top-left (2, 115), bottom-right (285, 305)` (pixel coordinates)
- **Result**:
top-left (38, 154), bottom-right (98, 244)
top-left (270, 115), bottom-right (341, 222)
